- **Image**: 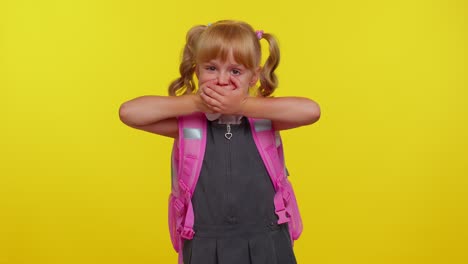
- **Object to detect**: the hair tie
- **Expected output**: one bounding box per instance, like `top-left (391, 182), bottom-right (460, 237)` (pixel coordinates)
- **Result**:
top-left (255, 30), bottom-right (264, 39)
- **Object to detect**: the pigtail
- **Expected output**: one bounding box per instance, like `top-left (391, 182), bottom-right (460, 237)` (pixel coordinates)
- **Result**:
top-left (258, 33), bottom-right (280, 97)
top-left (168, 25), bottom-right (207, 96)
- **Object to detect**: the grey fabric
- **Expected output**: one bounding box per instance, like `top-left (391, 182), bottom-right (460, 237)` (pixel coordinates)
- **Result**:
top-left (183, 117), bottom-right (297, 264)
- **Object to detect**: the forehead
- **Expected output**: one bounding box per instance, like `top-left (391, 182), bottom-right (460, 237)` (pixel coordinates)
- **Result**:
top-left (197, 45), bottom-right (249, 64)
top-left (203, 51), bottom-right (244, 66)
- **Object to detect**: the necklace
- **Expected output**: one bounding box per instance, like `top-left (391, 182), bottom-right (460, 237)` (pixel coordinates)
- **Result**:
top-left (225, 124), bottom-right (232, 140)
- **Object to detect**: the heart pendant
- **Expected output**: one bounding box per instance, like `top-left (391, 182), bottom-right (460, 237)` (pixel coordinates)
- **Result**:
top-left (225, 132), bottom-right (232, 140)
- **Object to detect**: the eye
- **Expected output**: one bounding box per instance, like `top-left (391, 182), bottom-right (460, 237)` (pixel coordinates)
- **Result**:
top-left (205, 66), bottom-right (216, 71)
top-left (231, 69), bottom-right (241, 75)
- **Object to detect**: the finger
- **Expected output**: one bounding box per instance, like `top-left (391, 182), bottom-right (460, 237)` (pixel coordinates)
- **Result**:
top-left (204, 86), bottom-right (227, 101)
top-left (230, 76), bottom-right (241, 89)
top-left (211, 106), bottom-right (222, 113)
top-left (208, 84), bottom-right (230, 96)
top-left (200, 90), bottom-right (222, 108)
top-left (198, 79), bottom-right (216, 93)
top-left (199, 78), bottom-right (217, 86)
top-left (204, 104), bottom-right (217, 113)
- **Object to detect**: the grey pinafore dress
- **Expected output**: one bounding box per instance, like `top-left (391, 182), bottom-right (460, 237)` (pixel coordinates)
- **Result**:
top-left (182, 117), bottom-right (297, 264)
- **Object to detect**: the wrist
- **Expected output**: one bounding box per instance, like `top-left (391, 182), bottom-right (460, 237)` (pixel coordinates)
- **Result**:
top-left (238, 96), bottom-right (251, 116)
top-left (184, 94), bottom-right (201, 113)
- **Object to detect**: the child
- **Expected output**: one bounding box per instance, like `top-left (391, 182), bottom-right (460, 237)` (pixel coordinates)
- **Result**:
top-left (119, 20), bottom-right (320, 264)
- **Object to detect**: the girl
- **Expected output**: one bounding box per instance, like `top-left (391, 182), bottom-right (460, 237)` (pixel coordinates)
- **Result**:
top-left (119, 20), bottom-right (320, 264)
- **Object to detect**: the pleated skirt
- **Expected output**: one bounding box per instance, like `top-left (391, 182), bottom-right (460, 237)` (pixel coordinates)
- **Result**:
top-left (182, 223), bottom-right (297, 264)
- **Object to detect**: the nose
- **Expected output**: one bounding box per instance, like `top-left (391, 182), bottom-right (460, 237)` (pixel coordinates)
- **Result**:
top-left (217, 72), bottom-right (230, 86)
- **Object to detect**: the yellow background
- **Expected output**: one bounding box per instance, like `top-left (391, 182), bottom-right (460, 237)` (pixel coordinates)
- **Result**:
top-left (1, 0), bottom-right (467, 263)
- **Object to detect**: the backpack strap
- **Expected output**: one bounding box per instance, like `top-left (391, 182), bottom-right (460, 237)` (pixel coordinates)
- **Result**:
top-left (176, 113), bottom-right (207, 240)
top-left (247, 118), bottom-right (292, 224)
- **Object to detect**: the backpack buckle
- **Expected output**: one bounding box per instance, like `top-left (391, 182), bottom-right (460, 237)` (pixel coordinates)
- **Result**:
top-left (179, 226), bottom-right (195, 240)
top-left (275, 208), bottom-right (290, 224)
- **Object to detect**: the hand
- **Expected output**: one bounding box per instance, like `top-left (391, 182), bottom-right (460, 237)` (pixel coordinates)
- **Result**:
top-left (191, 93), bottom-right (215, 114)
top-left (200, 77), bottom-right (248, 115)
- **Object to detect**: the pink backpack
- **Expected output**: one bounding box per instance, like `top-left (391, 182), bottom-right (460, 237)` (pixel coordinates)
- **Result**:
top-left (168, 112), bottom-right (303, 263)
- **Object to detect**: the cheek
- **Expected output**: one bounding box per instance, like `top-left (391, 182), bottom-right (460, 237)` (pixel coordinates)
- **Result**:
top-left (239, 77), bottom-right (252, 87)
top-left (197, 72), bottom-right (213, 84)
top-left (236, 79), bottom-right (251, 93)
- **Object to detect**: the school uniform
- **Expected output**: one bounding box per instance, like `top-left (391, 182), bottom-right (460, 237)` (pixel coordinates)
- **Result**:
top-left (182, 117), bottom-right (297, 264)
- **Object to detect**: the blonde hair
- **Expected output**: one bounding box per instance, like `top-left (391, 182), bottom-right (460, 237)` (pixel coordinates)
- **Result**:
top-left (168, 20), bottom-right (280, 97)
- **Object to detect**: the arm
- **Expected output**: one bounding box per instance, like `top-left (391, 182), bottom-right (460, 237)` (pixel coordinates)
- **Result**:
top-left (118, 94), bottom-right (206, 138)
top-left (240, 96), bottom-right (321, 131)
top-left (201, 81), bottom-right (320, 131)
